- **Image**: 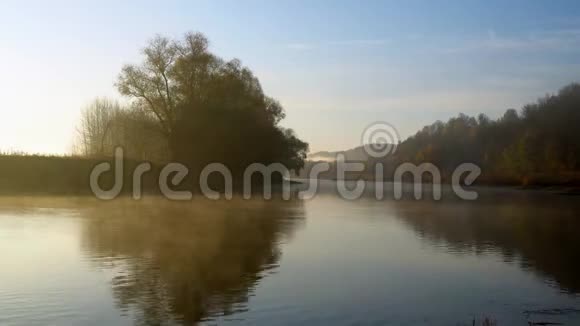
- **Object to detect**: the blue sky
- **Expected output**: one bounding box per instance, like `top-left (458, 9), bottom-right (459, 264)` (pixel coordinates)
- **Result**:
top-left (2, 0), bottom-right (580, 153)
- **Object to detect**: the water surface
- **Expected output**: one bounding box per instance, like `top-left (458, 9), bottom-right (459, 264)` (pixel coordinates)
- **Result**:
top-left (1, 183), bottom-right (579, 325)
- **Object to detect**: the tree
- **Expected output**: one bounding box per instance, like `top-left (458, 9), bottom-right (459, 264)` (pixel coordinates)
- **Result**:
top-left (116, 32), bottom-right (308, 173)
top-left (76, 98), bottom-right (121, 156)
top-left (75, 98), bottom-right (170, 162)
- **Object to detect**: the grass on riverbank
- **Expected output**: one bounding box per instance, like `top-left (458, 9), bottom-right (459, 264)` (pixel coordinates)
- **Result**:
top-left (0, 154), bottom-right (160, 195)
top-left (0, 154), bottom-right (290, 195)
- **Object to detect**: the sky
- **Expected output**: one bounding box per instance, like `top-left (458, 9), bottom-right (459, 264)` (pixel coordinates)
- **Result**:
top-left (2, 0), bottom-right (580, 154)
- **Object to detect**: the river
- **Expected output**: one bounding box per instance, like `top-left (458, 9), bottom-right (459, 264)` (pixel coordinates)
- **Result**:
top-left (1, 182), bottom-right (579, 325)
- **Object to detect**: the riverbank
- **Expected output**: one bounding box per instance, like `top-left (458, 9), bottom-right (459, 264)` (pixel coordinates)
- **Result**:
top-left (0, 154), bottom-right (157, 195)
top-left (2, 154), bottom-right (579, 195)
top-left (0, 154), bottom-right (300, 195)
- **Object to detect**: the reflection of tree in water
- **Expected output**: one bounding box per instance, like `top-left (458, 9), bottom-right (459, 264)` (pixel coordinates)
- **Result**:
top-left (392, 193), bottom-right (580, 294)
top-left (80, 198), bottom-right (303, 325)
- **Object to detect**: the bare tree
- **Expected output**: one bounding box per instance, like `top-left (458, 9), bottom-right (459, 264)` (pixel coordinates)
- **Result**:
top-left (76, 98), bottom-right (120, 156)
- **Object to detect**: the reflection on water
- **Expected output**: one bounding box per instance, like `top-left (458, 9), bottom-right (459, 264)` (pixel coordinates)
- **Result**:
top-left (390, 188), bottom-right (580, 294)
top-left (80, 198), bottom-right (303, 325)
top-left (0, 185), bottom-right (579, 325)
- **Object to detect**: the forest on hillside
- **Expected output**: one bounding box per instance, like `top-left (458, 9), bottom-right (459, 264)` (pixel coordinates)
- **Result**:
top-left (304, 83), bottom-right (580, 186)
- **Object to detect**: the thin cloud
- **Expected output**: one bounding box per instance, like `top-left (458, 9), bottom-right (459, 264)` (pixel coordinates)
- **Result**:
top-left (286, 43), bottom-right (314, 50)
top-left (326, 39), bottom-right (390, 46)
top-left (444, 28), bottom-right (580, 53)
top-left (285, 38), bottom-right (390, 50)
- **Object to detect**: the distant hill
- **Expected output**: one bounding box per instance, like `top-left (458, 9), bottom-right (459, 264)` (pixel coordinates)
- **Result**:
top-left (308, 144), bottom-right (390, 161)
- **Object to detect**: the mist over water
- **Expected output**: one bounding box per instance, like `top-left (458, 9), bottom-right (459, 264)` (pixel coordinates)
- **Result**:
top-left (1, 183), bottom-right (579, 325)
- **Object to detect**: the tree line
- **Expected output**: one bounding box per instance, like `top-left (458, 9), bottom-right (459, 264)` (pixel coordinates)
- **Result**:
top-left (376, 83), bottom-right (580, 185)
